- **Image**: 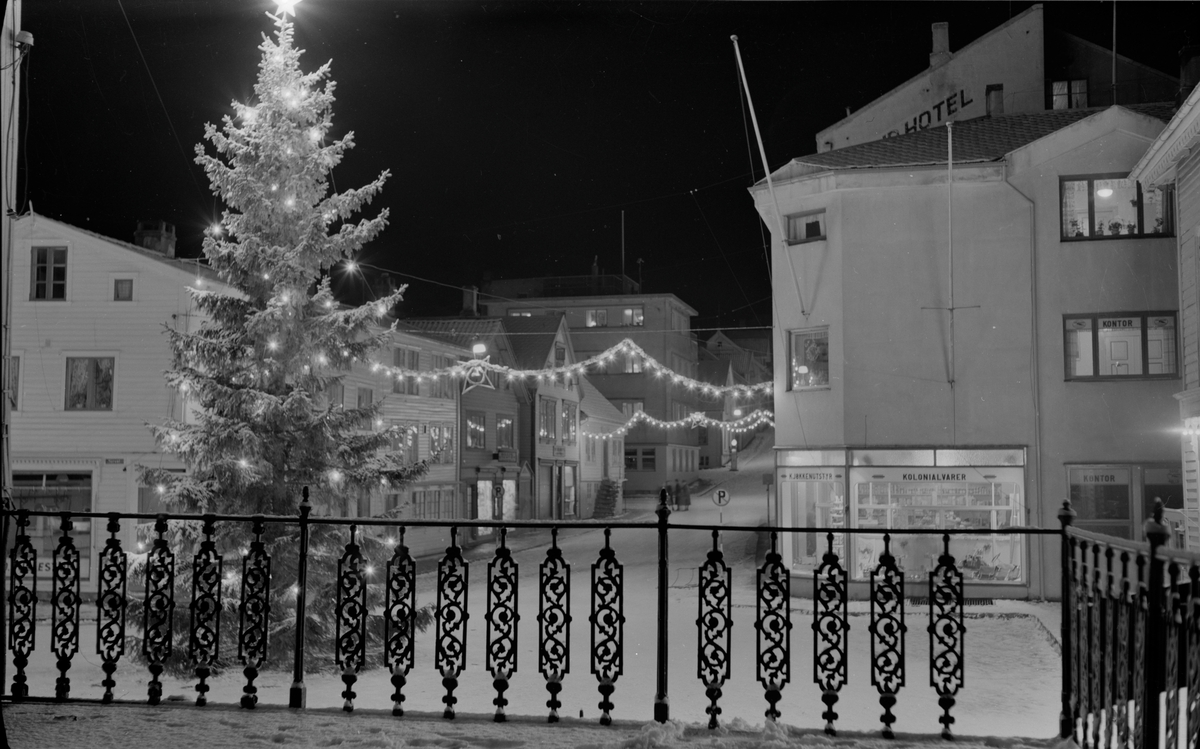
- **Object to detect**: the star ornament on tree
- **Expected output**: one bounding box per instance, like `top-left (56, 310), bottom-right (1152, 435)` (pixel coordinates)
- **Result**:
top-left (273, 0), bottom-right (302, 18)
top-left (461, 357), bottom-right (495, 394)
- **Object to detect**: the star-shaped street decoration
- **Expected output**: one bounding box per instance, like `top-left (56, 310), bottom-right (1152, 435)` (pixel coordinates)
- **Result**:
top-left (461, 357), bottom-right (495, 394)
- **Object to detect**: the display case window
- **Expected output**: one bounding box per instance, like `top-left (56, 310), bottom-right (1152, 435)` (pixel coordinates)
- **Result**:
top-left (780, 469), bottom-right (846, 571)
top-left (12, 472), bottom-right (93, 583)
top-left (849, 467), bottom-right (1025, 584)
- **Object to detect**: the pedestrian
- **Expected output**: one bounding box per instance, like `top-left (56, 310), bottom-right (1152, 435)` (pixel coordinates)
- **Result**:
top-left (672, 479), bottom-right (682, 511)
top-left (680, 481), bottom-right (691, 511)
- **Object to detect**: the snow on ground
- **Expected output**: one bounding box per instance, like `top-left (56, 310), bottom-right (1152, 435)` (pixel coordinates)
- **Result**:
top-left (3, 433), bottom-right (1073, 747)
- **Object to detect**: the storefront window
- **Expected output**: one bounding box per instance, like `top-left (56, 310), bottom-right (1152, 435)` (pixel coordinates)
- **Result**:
top-left (849, 467), bottom-right (1025, 584)
top-left (779, 468), bottom-right (846, 570)
top-left (12, 472), bottom-right (93, 584)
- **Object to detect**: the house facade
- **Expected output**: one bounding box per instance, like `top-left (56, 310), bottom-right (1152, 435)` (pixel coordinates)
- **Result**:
top-left (578, 376), bottom-right (627, 518)
top-left (482, 278), bottom-right (701, 493)
top-left (396, 318), bottom-right (534, 534)
top-left (7, 215), bottom-right (226, 591)
top-left (753, 104), bottom-right (1180, 599)
top-left (816, 5), bottom-right (1178, 152)
top-left (340, 328), bottom-right (468, 558)
top-left (501, 315), bottom-right (584, 520)
top-left (1130, 56), bottom-right (1200, 549)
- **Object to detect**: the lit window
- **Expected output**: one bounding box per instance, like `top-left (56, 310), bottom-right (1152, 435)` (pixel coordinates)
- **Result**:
top-left (620, 401), bottom-right (644, 418)
top-left (466, 411), bottom-right (487, 449)
top-left (496, 415), bottom-right (514, 449)
top-left (325, 381), bottom-right (344, 409)
top-left (1051, 79), bottom-right (1088, 110)
top-left (586, 309), bottom-right (608, 327)
top-left (788, 328), bottom-right (829, 390)
top-left (65, 357), bottom-right (114, 410)
top-left (622, 307), bottom-right (644, 326)
top-left (786, 209), bottom-right (826, 244)
top-left (1064, 312), bottom-right (1177, 380)
top-left (114, 279), bottom-right (133, 301)
top-left (539, 396), bottom-right (557, 443)
top-left (623, 354), bottom-right (643, 373)
top-left (392, 348), bottom-right (419, 395)
top-left (31, 247), bottom-right (68, 300)
top-left (1060, 175), bottom-right (1173, 240)
top-left (357, 387), bottom-right (374, 409)
top-left (562, 402), bottom-right (577, 444)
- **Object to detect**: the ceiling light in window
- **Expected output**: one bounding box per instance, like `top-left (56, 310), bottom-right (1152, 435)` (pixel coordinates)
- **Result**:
top-left (1096, 187), bottom-right (1114, 198)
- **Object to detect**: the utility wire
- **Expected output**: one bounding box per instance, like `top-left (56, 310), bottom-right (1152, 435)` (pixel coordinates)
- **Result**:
top-left (688, 190), bottom-right (761, 326)
top-left (116, 0), bottom-right (207, 205)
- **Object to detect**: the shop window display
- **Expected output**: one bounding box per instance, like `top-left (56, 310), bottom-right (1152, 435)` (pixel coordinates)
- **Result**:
top-left (789, 327), bottom-right (829, 390)
top-left (849, 468), bottom-right (1024, 584)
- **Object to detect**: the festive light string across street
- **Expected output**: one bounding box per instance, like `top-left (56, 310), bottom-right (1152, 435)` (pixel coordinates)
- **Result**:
top-left (578, 408), bottom-right (776, 439)
top-left (352, 337), bottom-right (774, 399)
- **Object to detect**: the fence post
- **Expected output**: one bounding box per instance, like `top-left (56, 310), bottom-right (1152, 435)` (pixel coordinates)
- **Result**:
top-left (1058, 499), bottom-right (1076, 739)
top-left (654, 486), bottom-right (671, 722)
top-left (289, 486), bottom-right (312, 709)
top-left (1143, 498), bottom-right (1169, 749)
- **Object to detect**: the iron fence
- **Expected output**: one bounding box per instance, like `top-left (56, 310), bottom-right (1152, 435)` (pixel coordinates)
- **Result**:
top-left (1062, 500), bottom-right (1200, 748)
top-left (0, 488), bottom-right (1133, 740)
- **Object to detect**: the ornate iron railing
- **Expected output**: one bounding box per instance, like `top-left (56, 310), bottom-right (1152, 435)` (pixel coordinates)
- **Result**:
top-left (0, 489), bottom-right (1142, 740)
top-left (1062, 499), bottom-right (1200, 748)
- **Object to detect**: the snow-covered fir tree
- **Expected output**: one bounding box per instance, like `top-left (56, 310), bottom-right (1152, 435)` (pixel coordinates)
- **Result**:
top-left (136, 11), bottom-right (429, 676)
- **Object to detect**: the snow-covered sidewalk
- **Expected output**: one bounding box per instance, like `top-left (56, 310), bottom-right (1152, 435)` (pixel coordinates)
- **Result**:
top-left (3, 701), bottom-right (1067, 748)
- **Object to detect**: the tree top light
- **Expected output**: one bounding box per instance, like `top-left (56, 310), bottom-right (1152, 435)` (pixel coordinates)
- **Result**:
top-left (275, 0), bottom-right (302, 17)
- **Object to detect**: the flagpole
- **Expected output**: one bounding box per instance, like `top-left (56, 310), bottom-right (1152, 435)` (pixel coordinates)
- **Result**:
top-left (731, 35), bottom-right (807, 317)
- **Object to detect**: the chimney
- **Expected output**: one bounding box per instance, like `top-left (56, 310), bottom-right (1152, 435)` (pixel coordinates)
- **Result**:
top-left (462, 285), bottom-right (479, 317)
top-left (1181, 45), bottom-right (1200, 105)
top-left (134, 219), bottom-right (177, 258)
top-left (930, 22), bottom-right (950, 68)
top-left (986, 84), bottom-right (1004, 116)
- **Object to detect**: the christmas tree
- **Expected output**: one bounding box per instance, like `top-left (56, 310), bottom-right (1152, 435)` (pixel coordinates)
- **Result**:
top-left (134, 7), bottom-right (430, 687)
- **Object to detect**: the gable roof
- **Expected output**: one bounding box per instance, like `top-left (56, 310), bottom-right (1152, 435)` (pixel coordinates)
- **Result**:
top-left (398, 317), bottom-right (506, 350)
top-left (578, 376), bottom-right (626, 427)
top-left (783, 103), bottom-right (1177, 174)
top-left (501, 315), bottom-right (570, 370)
top-left (1130, 83), bottom-right (1200, 187)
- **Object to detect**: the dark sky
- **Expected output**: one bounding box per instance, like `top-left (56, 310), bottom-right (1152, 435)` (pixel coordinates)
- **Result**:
top-left (14, 1), bottom-right (1200, 328)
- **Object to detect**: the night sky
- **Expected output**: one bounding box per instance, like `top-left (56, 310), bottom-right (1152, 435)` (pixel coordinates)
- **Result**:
top-left (14, 1), bottom-right (1200, 328)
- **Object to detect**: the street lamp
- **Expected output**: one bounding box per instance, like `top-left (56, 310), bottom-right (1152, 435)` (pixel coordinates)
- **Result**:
top-left (730, 408), bottom-right (742, 472)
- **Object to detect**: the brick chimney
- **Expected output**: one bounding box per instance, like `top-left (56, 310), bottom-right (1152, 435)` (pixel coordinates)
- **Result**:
top-left (134, 220), bottom-right (177, 258)
top-left (1181, 45), bottom-right (1200, 105)
top-left (930, 22), bottom-right (951, 68)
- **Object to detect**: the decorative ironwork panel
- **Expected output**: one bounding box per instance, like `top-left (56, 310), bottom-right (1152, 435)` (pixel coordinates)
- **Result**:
top-left (188, 516), bottom-right (222, 706)
top-left (1133, 554), bottom-right (1148, 746)
top-left (385, 530), bottom-right (416, 717)
top-left (1075, 535), bottom-right (1084, 739)
top-left (590, 529), bottom-right (624, 726)
top-left (1102, 547), bottom-right (1117, 748)
top-left (435, 528), bottom-right (469, 719)
top-left (96, 514), bottom-right (128, 704)
top-left (1077, 540), bottom-right (1091, 744)
top-left (869, 533), bottom-right (905, 738)
top-left (813, 531), bottom-right (848, 736)
top-left (1166, 563), bottom-right (1182, 749)
top-left (755, 532), bottom-right (791, 721)
top-left (142, 515), bottom-right (176, 706)
top-left (538, 529), bottom-right (571, 723)
top-left (238, 517), bottom-right (271, 709)
top-left (927, 534), bottom-right (964, 740)
top-left (1089, 543), bottom-right (1105, 749)
top-left (335, 525), bottom-right (368, 713)
top-left (1115, 551), bottom-right (1132, 749)
top-left (1188, 565), bottom-right (1200, 749)
top-left (50, 514), bottom-right (82, 701)
top-left (486, 529), bottom-right (520, 722)
top-left (696, 530), bottom-right (732, 730)
top-left (7, 510), bottom-right (36, 701)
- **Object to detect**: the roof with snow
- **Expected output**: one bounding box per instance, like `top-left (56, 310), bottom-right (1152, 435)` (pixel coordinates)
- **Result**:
top-left (578, 376), bottom-right (625, 427)
top-left (500, 315), bottom-right (568, 370)
top-left (785, 103), bottom-right (1177, 173)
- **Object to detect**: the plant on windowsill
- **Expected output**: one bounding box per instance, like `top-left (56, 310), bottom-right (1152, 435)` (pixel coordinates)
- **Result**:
top-left (1069, 218), bottom-right (1083, 238)
top-left (1109, 220), bottom-right (1125, 237)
